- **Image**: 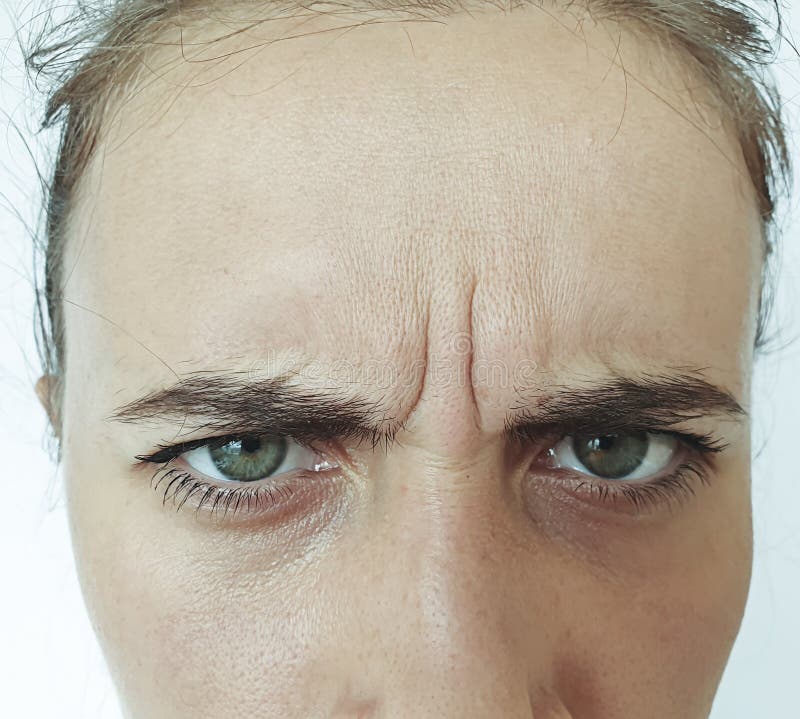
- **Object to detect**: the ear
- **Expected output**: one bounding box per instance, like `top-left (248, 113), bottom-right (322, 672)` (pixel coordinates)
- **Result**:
top-left (35, 374), bottom-right (61, 438)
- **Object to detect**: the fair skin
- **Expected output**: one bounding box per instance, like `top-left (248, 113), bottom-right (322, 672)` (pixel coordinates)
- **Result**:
top-left (39, 5), bottom-right (761, 718)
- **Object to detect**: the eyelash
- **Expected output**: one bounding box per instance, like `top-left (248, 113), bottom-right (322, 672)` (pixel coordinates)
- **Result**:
top-left (560, 457), bottom-right (710, 512)
top-left (539, 429), bottom-right (724, 513)
top-left (137, 429), bottom-right (725, 520)
top-left (137, 434), bottom-right (325, 521)
top-left (150, 466), bottom-right (298, 519)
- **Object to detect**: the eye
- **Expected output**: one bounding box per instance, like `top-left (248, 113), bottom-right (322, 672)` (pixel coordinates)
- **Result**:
top-left (181, 434), bottom-right (335, 483)
top-left (548, 431), bottom-right (678, 481)
top-left (136, 433), bottom-right (344, 520)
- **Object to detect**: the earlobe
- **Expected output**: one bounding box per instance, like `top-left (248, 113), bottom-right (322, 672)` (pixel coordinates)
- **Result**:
top-left (35, 374), bottom-right (60, 437)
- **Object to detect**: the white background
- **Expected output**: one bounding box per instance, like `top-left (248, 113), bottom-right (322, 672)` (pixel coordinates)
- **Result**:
top-left (1, 1), bottom-right (798, 717)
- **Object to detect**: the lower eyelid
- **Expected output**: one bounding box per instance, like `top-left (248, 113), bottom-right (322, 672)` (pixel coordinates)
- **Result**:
top-left (148, 459), bottom-right (343, 522)
top-left (529, 442), bottom-right (716, 515)
top-left (530, 463), bottom-right (711, 516)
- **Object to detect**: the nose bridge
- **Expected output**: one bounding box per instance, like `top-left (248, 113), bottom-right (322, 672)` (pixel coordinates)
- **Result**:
top-left (343, 455), bottom-right (560, 718)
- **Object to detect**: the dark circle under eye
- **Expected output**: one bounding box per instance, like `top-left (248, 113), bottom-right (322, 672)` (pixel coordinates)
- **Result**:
top-left (572, 431), bottom-right (649, 479)
top-left (208, 435), bottom-right (288, 482)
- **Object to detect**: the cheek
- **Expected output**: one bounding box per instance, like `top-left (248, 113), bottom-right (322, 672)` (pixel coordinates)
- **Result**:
top-left (541, 461), bottom-right (753, 715)
top-left (63, 439), bottom-right (350, 718)
top-left (62, 422), bottom-right (753, 719)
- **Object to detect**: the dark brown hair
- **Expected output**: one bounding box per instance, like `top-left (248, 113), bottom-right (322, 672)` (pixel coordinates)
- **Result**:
top-left (22, 0), bottom-right (793, 460)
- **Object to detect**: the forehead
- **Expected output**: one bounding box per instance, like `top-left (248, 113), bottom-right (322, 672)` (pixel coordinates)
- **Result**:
top-left (65, 7), bottom-right (761, 406)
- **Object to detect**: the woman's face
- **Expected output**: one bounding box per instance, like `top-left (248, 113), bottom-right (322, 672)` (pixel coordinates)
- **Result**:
top-left (54, 7), bottom-right (760, 718)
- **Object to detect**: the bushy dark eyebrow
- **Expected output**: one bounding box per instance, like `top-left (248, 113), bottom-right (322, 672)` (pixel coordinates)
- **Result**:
top-left (109, 368), bottom-right (745, 449)
top-left (504, 370), bottom-right (745, 441)
top-left (109, 374), bottom-right (400, 448)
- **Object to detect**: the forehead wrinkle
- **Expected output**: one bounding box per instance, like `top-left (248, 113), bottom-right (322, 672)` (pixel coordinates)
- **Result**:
top-left (63, 5), bottom-right (759, 437)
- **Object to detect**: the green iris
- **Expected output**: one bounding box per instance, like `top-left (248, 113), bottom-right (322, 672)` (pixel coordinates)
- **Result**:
top-left (208, 435), bottom-right (288, 482)
top-left (572, 431), bottom-right (649, 479)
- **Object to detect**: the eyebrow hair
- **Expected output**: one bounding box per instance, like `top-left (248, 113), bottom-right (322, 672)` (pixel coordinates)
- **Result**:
top-left (109, 374), bottom-right (398, 448)
top-left (109, 368), bottom-right (745, 449)
top-left (504, 370), bottom-right (745, 441)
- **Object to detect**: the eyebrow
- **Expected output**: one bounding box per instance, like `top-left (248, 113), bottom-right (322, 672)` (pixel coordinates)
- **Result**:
top-left (109, 373), bottom-right (397, 447)
top-left (109, 368), bottom-right (745, 449)
top-left (108, 368), bottom-right (747, 448)
top-left (504, 370), bottom-right (745, 441)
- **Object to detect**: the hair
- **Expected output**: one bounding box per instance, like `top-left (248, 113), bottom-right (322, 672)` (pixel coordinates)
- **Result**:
top-left (21, 0), bottom-right (792, 460)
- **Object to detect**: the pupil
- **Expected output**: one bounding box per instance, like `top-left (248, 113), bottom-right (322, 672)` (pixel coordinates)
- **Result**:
top-left (593, 436), bottom-right (615, 451)
top-left (241, 436), bottom-right (261, 453)
top-left (573, 431), bottom-right (649, 479)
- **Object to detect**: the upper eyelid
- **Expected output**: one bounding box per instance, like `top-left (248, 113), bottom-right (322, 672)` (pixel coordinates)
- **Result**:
top-left (136, 433), bottom-right (262, 464)
top-left (513, 423), bottom-right (728, 454)
top-left (135, 431), bottom-right (336, 469)
top-left (623, 428), bottom-right (727, 453)
top-left (642, 429), bottom-right (728, 454)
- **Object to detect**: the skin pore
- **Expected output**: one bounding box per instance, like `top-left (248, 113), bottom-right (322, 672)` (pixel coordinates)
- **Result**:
top-left (44, 4), bottom-right (762, 718)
